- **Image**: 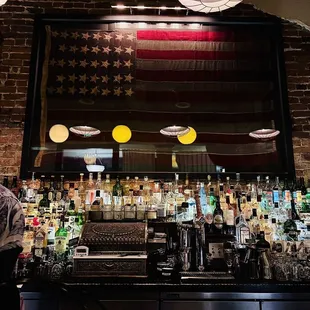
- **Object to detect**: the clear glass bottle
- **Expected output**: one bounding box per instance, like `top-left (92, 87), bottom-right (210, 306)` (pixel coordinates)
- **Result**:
top-left (78, 173), bottom-right (86, 205)
top-left (86, 173), bottom-right (95, 205)
top-left (213, 197), bottom-right (224, 234)
top-left (235, 214), bottom-right (251, 244)
top-left (103, 174), bottom-right (112, 207)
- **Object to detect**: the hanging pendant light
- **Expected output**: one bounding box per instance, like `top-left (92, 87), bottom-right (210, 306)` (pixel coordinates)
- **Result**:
top-left (178, 0), bottom-right (242, 13)
top-left (249, 129), bottom-right (280, 142)
top-left (69, 126), bottom-right (101, 138)
top-left (160, 125), bottom-right (190, 137)
top-left (0, 0), bottom-right (8, 6)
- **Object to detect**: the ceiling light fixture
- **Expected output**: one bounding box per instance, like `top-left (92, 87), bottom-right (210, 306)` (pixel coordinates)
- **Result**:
top-left (249, 129), bottom-right (280, 142)
top-left (177, 0), bottom-right (242, 13)
top-left (0, 0), bottom-right (7, 6)
top-left (160, 125), bottom-right (190, 137)
top-left (69, 126), bottom-right (101, 138)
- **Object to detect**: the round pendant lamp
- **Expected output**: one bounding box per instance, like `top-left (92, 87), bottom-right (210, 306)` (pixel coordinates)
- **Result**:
top-left (0, 0), bottom-right (7, 6)
top-left (112, 125), bottom-right (132, 143)
top-left (178, 127), bottom-right (197, 145)
top-left (178, 0), bottom-right (242, 13)
top-left (49, 124), bottom-right (69, 143)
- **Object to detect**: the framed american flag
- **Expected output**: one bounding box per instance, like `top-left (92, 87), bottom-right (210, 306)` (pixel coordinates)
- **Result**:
top-left (21, 14), bottom-right (294, 179)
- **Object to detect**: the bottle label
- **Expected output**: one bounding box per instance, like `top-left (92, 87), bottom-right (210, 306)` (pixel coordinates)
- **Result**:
top-left (296, 191), bottom-right (302, 203)
top-left (273, 190), bottom-right (279, 203)
top-left (285, 190), bottom-right (291, 202)
top-left (214, 214), bottom-right (223, 229)
top-left (226, 210), bottom-right (234, 226)
top-left (240, 227), bottom-right (250, 244)
top-left (55, 236), bottom-right (67, 253)
top-left (205, 212), bottom-right (213, 225)
top-left (48, 227), bottom-right (55, 242)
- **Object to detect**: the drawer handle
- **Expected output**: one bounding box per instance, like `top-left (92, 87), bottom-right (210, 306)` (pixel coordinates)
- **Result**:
top-left (103, 263), bottom-right (115, 269)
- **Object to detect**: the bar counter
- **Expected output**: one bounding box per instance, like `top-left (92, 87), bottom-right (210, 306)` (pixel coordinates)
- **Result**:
top-left (20, 278), bottom-right (310, 310)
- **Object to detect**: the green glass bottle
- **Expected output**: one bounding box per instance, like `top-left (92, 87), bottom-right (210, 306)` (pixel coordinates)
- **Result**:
top-left (38, 190), bottom-right (50, 216)
top-left (113, 176), bottom-right (123, 197)
top-left (55, 215), bottom-right (68, 255)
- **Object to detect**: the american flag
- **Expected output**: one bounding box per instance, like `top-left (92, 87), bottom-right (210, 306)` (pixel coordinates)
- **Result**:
top-left (38, 23), bottom-right (279, 172)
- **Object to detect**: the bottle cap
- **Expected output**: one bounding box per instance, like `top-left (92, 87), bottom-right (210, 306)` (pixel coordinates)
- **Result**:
top-left (264, 214), bottom-right (268, 219)
top-left (272, 218), bottom-right (276, 224)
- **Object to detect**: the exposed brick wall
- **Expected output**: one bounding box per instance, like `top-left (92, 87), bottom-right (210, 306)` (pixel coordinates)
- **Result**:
top-left (0, 1), bottom-right (308, 177)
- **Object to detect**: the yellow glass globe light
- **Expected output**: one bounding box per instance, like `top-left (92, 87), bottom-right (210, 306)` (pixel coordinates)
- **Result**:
top-left (112, 125), bottom-right (132, 143)
top-left (49, 124), bottom-right (69, 143)
top-left (177, 127), bottom-right (197, 145)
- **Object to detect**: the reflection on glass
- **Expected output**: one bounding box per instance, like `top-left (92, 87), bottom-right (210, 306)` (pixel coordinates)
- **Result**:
top-left (25, 21), bottom-right (287, 175)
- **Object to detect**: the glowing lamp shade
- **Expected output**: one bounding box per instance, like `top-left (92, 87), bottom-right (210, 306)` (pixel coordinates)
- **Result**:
top-left (0, 0), bottom-right (8, 6)
top-left (178, 127), bottom-right (197, 145)
top-left (178, 0), bottom-right (242, 13)
top-left (49, 124), bottom-right (69, 143)
top-left (112, 125), bottom-right (132, 143)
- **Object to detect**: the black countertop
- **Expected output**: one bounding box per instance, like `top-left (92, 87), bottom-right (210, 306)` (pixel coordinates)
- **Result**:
top-left (20, 277), bottom-right (310, 294)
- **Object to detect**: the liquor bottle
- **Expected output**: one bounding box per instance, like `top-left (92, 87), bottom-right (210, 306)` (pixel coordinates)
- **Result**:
top-left (55, 175), bottom-right (64, 201)
top-left (48, 175), bottom-right (56, 202)
top-left (68, 182), bottom-right (75, 200)
top-left (290, 199), bottom-right (300, 221)
top-left (55, 215), bottom-right (68, 255)
top-left (283, 178), bottom-right (291, 206)
top-left (133, 176), bottom-right (140, 196)
top-left (250, 208), bottom-right (260, 237)
top-left (174, 174), bottom-right (185, 210)
top-left (262, 176), bottom-right (273, 211)
top-left (199, 182), bottom-right (207, 215)
top-left (213, 197), bottom-right (224, 234)
top-left (10, 176), bottom-right (19, 198)
top-left (38, 190), bottom-right (50, 217)
top-left (19, 180), bottom-right (28, 212)
top-left (225, 176), bottom-right (231, 197)
top-left (2, 176), bottom-right (9, 188)
top-left (256, 231), bottom-right (270, 249)
top-left (113, 176), bottom-right (123, 197)
top-left (235, 214), bottom-right (251, 244)
top-left (143, 176), bottom-right (152, 205)
top-left (78, 173), bottom-right (86, 204)
top-left (47, 213), bottom-right (57, 245)
top-left (27, 172), bottom-right (37, 199)
top-left (153, 181), bottom-right (162, 204)
top-left (273, 176), bottom-right (280, 204)
top-left (301, 177), bottom-right (307, 211)
top-left (123, 176), bottom-right (131, 197)
top-left (263, 215), bottom-right (272, 244)
top-left (256, 176), bottom-right (263, 203)
top-left (95, 172), bottom-right (102, 190)
top-left (91, 190), bottom-right (101, 211)
top-left (86, 173), bottom-right (95, 205)
top-left (225, 195), bottom-right (235, 235)
top-left (67, 199), bottom-right (76, 239)
top-left (219, 177), bottom-right (225, 205)
top-left (234, 173), bottom-right (242, 204)
top-left (295, 179), bottom-right (302, 205)
top-left (73, 187), bottom-right (81, 211)
top-left (33, 224), bottom-right (47, 259)
top-left (103, 174), bottom-right (112, 206)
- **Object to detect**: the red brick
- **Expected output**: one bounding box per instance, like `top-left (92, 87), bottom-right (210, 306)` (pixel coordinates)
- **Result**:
top-left (10, 53), bottom-right (31, 60)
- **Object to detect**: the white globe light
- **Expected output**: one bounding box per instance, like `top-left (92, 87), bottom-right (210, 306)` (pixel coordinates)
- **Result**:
top-left (0, 0), bottom-right (8, 6)
top-left (49, 124), bottom-right (69, 143)
top-left (178, 0), bottom-right (242, 13)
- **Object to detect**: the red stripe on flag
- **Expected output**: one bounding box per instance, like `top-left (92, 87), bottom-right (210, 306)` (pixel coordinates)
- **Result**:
top-left (137, 30), bottom-right (242, 42)
top-left (136, 69), bottom-right (271, 82)
top-left (135, 90), bottom-right (272, 104)
top-left (136, 49), bottom-right (265, 60)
